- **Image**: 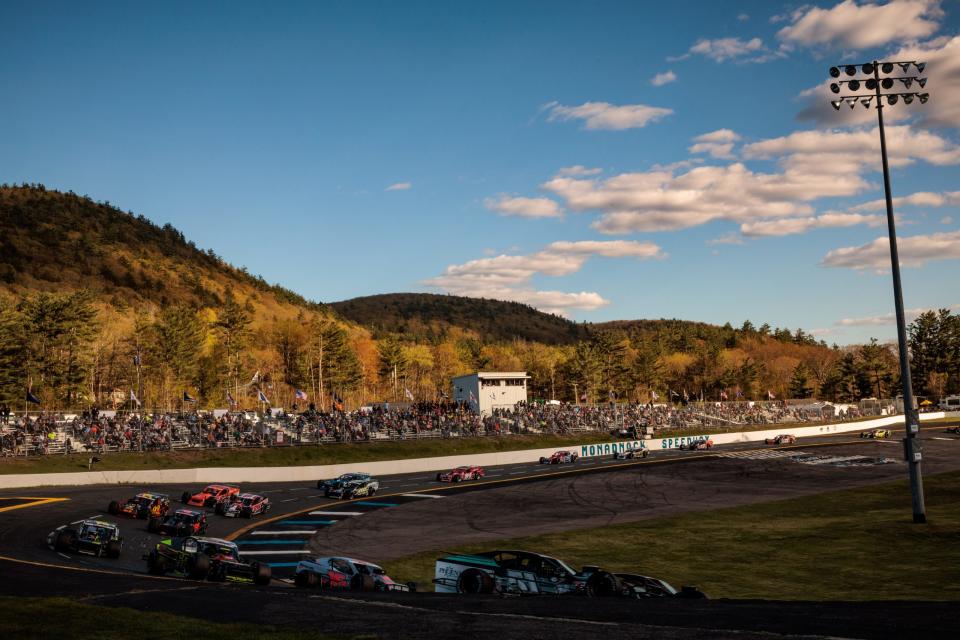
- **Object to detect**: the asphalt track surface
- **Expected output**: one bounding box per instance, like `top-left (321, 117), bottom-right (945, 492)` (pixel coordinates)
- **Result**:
top-left (2, 430), bottom-right (959, 639)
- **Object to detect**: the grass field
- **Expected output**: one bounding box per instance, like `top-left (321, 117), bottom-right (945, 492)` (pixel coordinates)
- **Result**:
top-left (388, 470), bottom-right (960, 600)
top-left (0, 596), bottom-right (350, 640)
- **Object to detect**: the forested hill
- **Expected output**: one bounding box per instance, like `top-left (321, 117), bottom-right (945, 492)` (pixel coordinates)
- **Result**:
top-left (0, 184), bottom-right (322, 315)
top-left (331, 293), bottom-right (590, 345)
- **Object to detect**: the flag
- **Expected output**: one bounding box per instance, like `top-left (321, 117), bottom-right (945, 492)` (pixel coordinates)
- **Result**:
top-left (650, 390), bottom-right (659, 401)
top-left (257, 390), bottom-right (269, 403)
top-left (250, 370), bottom-right (260, 385)
top-left (767, 390), bottom-right (776, 400)
top-left (182, 391), bottom-right (195, 402)
top-left (294, 389), bottom-right (308, 401)
top-left (720, 390), bottom-right (728, 401)
top-left (404, 387), bottom-right (415, 401)
top-left (468, 390), bottom-right (477, 405)
top-left (25, 390), bottom-right (41, 405)
top-left (130, 390), bottom-right (141, 407)
top-left (226, 391), bottom-right (237, 406)
top-left (132, 354), bottom-right (141, 366)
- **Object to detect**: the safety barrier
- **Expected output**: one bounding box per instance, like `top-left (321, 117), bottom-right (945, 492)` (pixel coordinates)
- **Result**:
top-left (0, 412), bottom-right (951, 489)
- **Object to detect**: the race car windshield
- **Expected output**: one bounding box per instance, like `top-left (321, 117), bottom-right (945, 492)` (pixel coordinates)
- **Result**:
top-left (241, 498), bottom-right (253, 505)
top-left (203, 488), bottom-right (218, 495)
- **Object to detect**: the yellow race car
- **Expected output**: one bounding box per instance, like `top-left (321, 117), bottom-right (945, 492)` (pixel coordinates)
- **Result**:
top-left (859, 429), bottom-right (892, 439)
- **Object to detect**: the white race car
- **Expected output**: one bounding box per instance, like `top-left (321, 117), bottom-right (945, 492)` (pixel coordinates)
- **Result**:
top-left (294, 556), bottom-right (415, 592)
top-left (216, 493), bottom-right (271, 518)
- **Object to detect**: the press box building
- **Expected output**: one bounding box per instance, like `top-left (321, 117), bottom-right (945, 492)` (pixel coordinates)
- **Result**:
top-left (452, 371), bottom-right (529, 416)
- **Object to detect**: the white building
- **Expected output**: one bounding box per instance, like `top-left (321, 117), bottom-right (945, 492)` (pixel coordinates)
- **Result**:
top-left (452, 371), bottom-right (529, 416)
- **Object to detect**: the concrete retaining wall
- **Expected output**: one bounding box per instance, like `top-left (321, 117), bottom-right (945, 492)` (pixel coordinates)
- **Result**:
top-left (0, 412), bottom-right (950, 489)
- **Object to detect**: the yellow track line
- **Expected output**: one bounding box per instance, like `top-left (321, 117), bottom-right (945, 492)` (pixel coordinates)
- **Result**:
top-left (0, 497), bottom-right (69, 514)
top-left (226, 437), bottom-right (867, 541)
top-left (0, 553), bottom-right (177, 581)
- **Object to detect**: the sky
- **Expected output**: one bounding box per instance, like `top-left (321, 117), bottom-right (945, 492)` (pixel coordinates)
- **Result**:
top-left (1, 0), bottom-right (958, 344)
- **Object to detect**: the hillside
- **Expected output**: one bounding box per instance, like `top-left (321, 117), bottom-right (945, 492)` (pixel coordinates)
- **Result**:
top-left (331, 292), bottom-right (590, 345)
top-left (0, 184), bottom-right (322, 318)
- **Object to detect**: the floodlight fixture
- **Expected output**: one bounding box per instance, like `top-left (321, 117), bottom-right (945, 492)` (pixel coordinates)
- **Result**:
top-left (825, 58), bottom-right (930, 526)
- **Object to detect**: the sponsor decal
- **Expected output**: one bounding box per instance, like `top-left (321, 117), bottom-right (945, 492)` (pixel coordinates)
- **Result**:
top-left (660, 435), bottom-right (711, 450)
top-left (580, 440), bottom-right (648, 458)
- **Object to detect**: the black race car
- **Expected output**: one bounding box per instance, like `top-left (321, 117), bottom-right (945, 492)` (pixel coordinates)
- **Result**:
top-left (144, 536), bottom-right (271, 585)
top-left (49, 519), bottom-right (123, 558)
top-left (612, 448), bottom-right (648, 460)
top-left (148, 508), bottom-right (208, 536)
top-left (326, 477), bottom-right (379, 499)
top-left (317, 472), bottom-right (371, 491)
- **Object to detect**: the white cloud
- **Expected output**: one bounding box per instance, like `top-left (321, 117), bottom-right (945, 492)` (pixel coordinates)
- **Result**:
top-left (838, 303), bottom-right (960, 326)
top-left (796, 34), bottom-right (960, 128)
top-left (808, 327), bottom-right (838, 336)
top-left (423, 240), bottom-right (665, 314)
top-left (557, 165), bottom-right (602, 177)
top-left (737, 13), bottom-right (750, 22)
top-left (694, 129), bottom-right (741, 144)
top-left (484, 195), bottom-right (563, 219)
top-left (385, 182), bottom-right (411, 191)
top-left (777, 0), bottom-right (944, 49)
top-left (706, 233), bottom-right (745, 246)
top-left (850, 190), bottom-right (960, 212)
top-left (822, 230), bottom-right (960, 269)
top-left (740, 212), bottom-right (884, 237)
top-left (943, 216), bottom-right (955, 224)
top-left (544, 101), bottom-right (673, 130)
top-left (671, 37), bottom-right (766, 62)
top-left (650, 70), bottom-right (677, 86)
top-left (688, 129), bottom-right (741, 159)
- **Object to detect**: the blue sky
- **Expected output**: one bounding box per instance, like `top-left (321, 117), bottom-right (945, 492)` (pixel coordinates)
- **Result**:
top-left (2, 0), bottom-right (958, 344)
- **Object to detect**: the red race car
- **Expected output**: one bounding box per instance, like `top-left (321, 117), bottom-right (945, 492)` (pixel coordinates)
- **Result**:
top-left (539, 450), bottom-right (578, 465)
top-left (148, 508), bottom-right (208, 536)
top-left (218, 493), bottom-right (272, 518)
top-left (180, 484), bottom-right (240, 509)
top-left (107, 492), bottom-right (171, 519)
top-left (436, 466), bottom-right (485, 483)
top-left (679, 439), bottom-right (714, 451)
top-left (764, 434), bottom-right (796, 445)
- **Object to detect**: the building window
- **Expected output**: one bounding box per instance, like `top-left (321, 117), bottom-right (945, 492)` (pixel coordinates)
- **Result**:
top-left (504, 379), bottom-right (525, 387)
top-left (481, 379), bottom-right (501, 387)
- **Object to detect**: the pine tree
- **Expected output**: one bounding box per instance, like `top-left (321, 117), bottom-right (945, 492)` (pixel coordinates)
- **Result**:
top-left (788, 363), bottom-right (813, 399)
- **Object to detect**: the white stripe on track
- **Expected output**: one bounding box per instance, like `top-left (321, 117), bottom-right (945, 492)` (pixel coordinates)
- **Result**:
top-left (309, 510), bottom-right (363, 516)
top-left (240, 550), bottom-right (311, 556)
top-left (250, 530), bottom-right (317, 535)
top-left (399, 493), bottom-right (443, 499)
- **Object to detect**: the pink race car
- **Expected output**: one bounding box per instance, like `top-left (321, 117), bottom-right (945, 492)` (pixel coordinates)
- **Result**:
top-left (764, 434), bottom-right (797, 445)
top-left (539, 450), bottom-right (579, 465)
top-left (436, 466), bottom-right (485, 483)
top-left (679, 439), bottom-right (714, 451)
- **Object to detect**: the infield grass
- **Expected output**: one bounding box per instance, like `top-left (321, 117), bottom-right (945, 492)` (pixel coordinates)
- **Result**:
top-left (389, 470), bottom-right (960, 600)
top-left (0, 596), bottom-right (353, 640)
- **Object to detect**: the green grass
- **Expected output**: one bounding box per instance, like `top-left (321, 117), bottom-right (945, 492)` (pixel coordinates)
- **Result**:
top-left (389, 471), bottom-right (960, 601)
top-left (0, 596), bottom-right (352, 640)
top-left (0, 432), bottom-right (618, 475)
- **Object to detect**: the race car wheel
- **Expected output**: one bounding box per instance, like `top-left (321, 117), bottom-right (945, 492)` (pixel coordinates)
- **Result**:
top-left (204, 497), bottom-right (216, 508)
top-left (457, 569), bottom-right (495, 594)
top-left (350, 574), bottom-right (377, 592)
top-left (539, 457), bottom-right (547, 464)
top-left (107, 500), bottom-right (121, 515)
top-left (188, 553), bottom-right (211, 580)
top-left (324, 489), bottom-right (331, 498)
top-left (436, 473), bottom-right (442, 482)
top-left (406, 581), bottom-right (418, 593)
top-left (295, 570), bottom-right (319, 589)
top-left (180, 491), bottom-right (190, 504)
top-left (147, 516), bottom-right (161, 533)
top-left (317, 480), bottom-right (325, 489)
top-left (251, 561), bottom-right (272, 586)
top-left (368, 487), bottom-right (376, 496)
top-left (106, 540), bottom-right (122, 559)
top-left (215, 502), bottom-right (226, 516)
top-left (452, 476), bottom-right (461, 483)
top-left (55, 528), bottom-right (76, 553)
top-left (146, 551), bottom-right (166, 575)
top-left (586, 571), bottom-right (621, 597)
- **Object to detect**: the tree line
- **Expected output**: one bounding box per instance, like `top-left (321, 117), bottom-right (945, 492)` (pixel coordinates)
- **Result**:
top-left (1, 288), bottom-right (956, 411)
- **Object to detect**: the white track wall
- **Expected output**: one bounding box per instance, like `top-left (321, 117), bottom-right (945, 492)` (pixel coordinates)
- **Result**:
top-left (0, 412), bottom-right (951, 489)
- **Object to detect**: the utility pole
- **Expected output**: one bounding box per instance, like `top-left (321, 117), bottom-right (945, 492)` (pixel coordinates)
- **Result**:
top-left (828, 59), bottom-right (929, 523)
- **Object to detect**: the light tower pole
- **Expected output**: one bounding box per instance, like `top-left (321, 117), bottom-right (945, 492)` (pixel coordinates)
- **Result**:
top-left (827, 60), bottom-right (929, 523)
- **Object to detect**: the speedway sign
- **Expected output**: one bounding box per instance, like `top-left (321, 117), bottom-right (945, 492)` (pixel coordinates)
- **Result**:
top-left (578, 434), bottom-right (712, 459)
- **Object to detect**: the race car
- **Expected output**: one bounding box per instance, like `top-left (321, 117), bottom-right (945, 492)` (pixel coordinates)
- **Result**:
top-left (217, 493), bottom-right (271, 518)
top-left (180, 484), bottom-right (240, 508)
top-left (436, 466), bottom-right (485, 482)
top-left (294, 556), bottom-right (415, 592)
top-left (679, 438), bottom-right (714, 451)
top-left (860, 429), bottom-right (892, 439)
top-left (317, 472), bottom-right (371, 491)
top-left (946, 426), bottom-right (960, 435)
top-left (325, 477), bottom-right (379, 499)
top-left (107, 492), bottom-right (170, 519)
top-left (148, 508), bottom-right (208, 536)
top-left (612, 447), bottom-right (648, 460)
top-left (433, 549), bottom-right (705, 599)
top-left (764, 434), bottom-right (797, 445)
top-left (49, 519), bottom-right (123, 558)
top-left (539, 450), bottom-right (578, 465)
top-left (144, 536), bottom-right (271, 585)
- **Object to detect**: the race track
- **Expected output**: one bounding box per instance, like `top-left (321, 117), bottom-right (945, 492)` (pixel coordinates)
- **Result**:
top-left (1, 430), bottom-right (959, 639)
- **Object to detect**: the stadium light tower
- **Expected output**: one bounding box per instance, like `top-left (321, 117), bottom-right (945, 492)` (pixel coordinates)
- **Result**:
top-left (828, 60), bottom-right (929, 523)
